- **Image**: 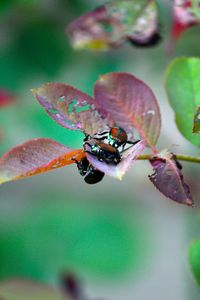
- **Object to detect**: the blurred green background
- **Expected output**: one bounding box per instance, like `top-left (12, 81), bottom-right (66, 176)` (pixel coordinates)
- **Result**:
top-left (0, 1), bottom-right (200, 299)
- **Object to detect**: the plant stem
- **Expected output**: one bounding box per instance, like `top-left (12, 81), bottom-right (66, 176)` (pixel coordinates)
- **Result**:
top-left (137, 154), bottom-right (200, 163)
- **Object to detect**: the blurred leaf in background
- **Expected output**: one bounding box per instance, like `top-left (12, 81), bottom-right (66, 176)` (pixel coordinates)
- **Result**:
top-left (14, 18), bottom-right (69, 78)
top-left (165, 57), bottom-right (200, 147)
top-left (188, 240), bottom-right (200, 285)
top-left (0, 195), bottom-right (149, 282)
top-left (193, 106), bottom-right (200, 133)
top-left (0, 10), bottom-right (70, 91)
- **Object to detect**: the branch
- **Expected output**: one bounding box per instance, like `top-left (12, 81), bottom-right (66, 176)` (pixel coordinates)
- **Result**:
top-left (137, 154), bottom-right (200, 163)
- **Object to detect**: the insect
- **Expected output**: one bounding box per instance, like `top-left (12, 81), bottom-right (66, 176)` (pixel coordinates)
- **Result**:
top-left (84, 140), bottom-right (121, 164)
top-left (83, 126), bottom-right (139, 162)
top-left (74, 156), bottom-right (105, 184)
top-left (102, 126), bottom-right (139, 150)
top-left (0, 75), bottom-right (148, 186)
top-left (84, 126), bottom-right (138, 150)
top-left (74, 126), bottom-right (139, 184)
top-left (75, 127), bottom-right (124, 184)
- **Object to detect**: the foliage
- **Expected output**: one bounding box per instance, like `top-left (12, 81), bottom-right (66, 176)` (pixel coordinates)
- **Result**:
top-left (165, 57), bottom-right (200, 147)
top-left (0, 0), bottom-right (200, 298)
top-left (189, 240), bottom-right (200, 285)
top-left (170, 0), bottom-right (200, 40)
top-left (67, 0), bottom-right (160, 51)
top-left (0, 71), bottom-right (195, 206)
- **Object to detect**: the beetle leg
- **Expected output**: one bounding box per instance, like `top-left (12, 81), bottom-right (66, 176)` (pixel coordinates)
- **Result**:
top-left (126, 139), bottom-right (140, 145)
top-left (92, 136), bottom-right (107, 141)
top-left (122, 140), bottom-right (140, 150)
top-left (84, 150), bottom-right (98, 158)
top-left (93, 130), bottom-right (109, 141)
top-left (95, 130), bottom-right (109, 136)
top-left (83, 134), bottom-right (92, 142)
top-left (83, 142), bottom-right (93, 150)
top-left (71, 157), bottom-right (79, 164)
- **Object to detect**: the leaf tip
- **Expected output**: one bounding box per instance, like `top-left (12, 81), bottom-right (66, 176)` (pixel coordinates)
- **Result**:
top-left (186, 198), bottom-right (194, 207)
top-left (99, 74), bottom-right (107, 82)
top-left (117, 174), bottom-right (123, 181)
top-left (31, 88), bottom-right (38, 96)
top-left (116, 170), bottom-right (125, 180)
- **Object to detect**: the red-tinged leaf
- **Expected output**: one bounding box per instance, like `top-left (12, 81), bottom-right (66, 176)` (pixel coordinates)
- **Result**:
top-left (67, 5), bottom-right (124, 51)
top-left (149, 151), bottom-right (193, 206)
top-left (171, 0), bottom-right (200, 40)
top-left (193, 106), bottom-right (200, 133)
top-left (85, 140), bottom-right (146, 179)
top-left (127, 1), bottom-right (161, 47)
top-left (94, 73), bottom-right (161, 151)
top-left (67, 0), bottom-right (160, 51)
top-left (0, 279), bottom-right (65, 300)
top-left (0, 89), bottom-right (16, 108)
top-left (0, 138), bottom-right (85, 184)
top-left (32, 83), bottom-right (110, 136)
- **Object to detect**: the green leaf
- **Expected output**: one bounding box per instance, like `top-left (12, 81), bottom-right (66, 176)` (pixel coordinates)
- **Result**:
top-left (0, 0), bottom-right (14, 15)
top-left (193, 106), bottom-right (200, 133)
top-left (15, 18), bottom-right (69, 78)
top-left (188, 240), bottom-right (200, 285)
top-left (165, 57), bottom-right (200, 147)
top-left (0, 199), bottom-right (148, 281)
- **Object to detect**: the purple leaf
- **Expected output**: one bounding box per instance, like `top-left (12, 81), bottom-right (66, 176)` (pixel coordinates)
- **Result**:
top-left (94, 72), bottom-right (161, 151)
top-left (32, 83), bottom-right (111, 135)
top-left (0, 138), bottom-right (85, 184)
top-left (149, 151), bottom-right (193, 206)
top-left (67, 5), bottom-right (126, 51)
top-left (86, 140), bottom-right (146, 179)
top-left (67, 0), bottom-right (160, 51)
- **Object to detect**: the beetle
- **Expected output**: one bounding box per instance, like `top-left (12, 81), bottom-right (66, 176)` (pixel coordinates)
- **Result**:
top-left (84, 126), bottom-right (139, 152)
top-left (82, 126), bottom-right (140, 166)
top-left (75, 126), bottom-right (136, 183)
top-left (79, 126), bottom-right (140, 182)
top-left (74, 156), bottom-right (105, 184)
top-left (84, 140), bottom-right (121, 164)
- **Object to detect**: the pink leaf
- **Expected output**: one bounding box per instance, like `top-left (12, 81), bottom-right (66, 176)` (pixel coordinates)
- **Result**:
top-left (67, 0), bottom-right (160, 51)
top-left (94, 72), bottom-right (161, 151)
top-left (86, 140), bottom-right (146, 179)
top-left (67, 5), bottom-right (126, 51)
top-left (32, 83), bottom-right (111, 135)
top-left (0, 138), bottom-right (85, 184)
top-left (171, 0), bottom-right (200, 40)
top-left (149, 151), bottom-right (193, 206)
